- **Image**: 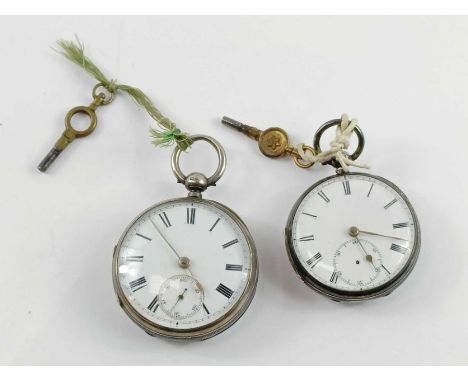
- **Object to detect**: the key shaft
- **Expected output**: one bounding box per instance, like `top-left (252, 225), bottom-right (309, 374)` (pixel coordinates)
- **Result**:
top-left (221, 116), bottom-right (261, 140)
top-left (37, 129), bottom-right (77, 172)
top-left (221, 116), bottom-right (316, 168)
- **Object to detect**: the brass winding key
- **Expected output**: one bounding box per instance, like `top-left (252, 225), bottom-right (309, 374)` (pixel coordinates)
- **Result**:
top-left (221, 116), bottom-right (316, 168)
top-left (37, 84), bottom-right (114, 172)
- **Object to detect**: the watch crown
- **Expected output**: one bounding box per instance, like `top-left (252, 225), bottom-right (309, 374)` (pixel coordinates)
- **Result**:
top-left (185, 172), bottom-right (208, 194)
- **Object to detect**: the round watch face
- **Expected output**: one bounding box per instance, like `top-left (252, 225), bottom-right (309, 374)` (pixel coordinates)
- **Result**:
top-left (285, 173), bottom-right (420, 301)
top-left (113, 198), bottom-right (258, 340)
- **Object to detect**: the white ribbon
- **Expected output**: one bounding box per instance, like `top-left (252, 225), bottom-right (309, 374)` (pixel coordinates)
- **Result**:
top-left (296, 114), bottom-right (370, 172)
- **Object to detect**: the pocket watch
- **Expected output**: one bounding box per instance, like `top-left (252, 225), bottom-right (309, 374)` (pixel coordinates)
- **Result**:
top-left (221, 115), bottom-right (420, 302)
top-left (113, 135), bottom-right (258, 340)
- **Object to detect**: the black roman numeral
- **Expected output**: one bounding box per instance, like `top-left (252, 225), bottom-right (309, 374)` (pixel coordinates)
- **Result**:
top-left (381, 265), bottom-right (391, 275)
top-left (209, 217), bottom-right (220, 232)
top-left (203, 303), bottom-right (210, 315)
top-left (129, 276), bottom-right (147, 292)
top-left (135, 233), bottom-right (152, 241)
top-left (225, 264), bottom-right (243, 271)
top-left (147, 295), bottom-right (159, 312)
top-left (186, 207), bottom-right (196, 224)
top-left (317, 190), bottom-right (331, 203)
top-left (125, 255), bottom-right (143, 262)
top-left (299, 235), bottom-right (315, 242)
top-left (390, 243), bottom-right (408, 254)
top-left (384, 198), bottom-right (398, 210)
top-left (158, 212), bottom-right (171, 228)
top-left (367, 183), bottom-right (374, 197)
top-left (342, 180), bottom-right (351, 195)
top-left (393, 222), bottom-right (409, 229)
top-left (216, 283), bottom-right (234, 299)
top-left (330, 271), bottom-right (339, 284)
top-left (222, 239), bottom-right (239, 249)
top-left (306, 252), bottom-right (322, 268)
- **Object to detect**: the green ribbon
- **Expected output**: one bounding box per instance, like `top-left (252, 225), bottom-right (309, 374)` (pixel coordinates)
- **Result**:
top-left (56, 38), bottom-right (192, 151)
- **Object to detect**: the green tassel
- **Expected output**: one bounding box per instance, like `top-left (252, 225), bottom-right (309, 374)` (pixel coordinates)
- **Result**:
top-left (149, 127), bottom-right (192, 151)
top-left (56, 37), bottom-right (192, 151)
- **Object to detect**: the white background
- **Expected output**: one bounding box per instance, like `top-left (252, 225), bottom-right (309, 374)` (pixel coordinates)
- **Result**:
top-left (1, 16), bottom-right (467, 365)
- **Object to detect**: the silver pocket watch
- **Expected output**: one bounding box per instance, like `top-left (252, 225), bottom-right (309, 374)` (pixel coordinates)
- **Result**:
top-left (222, 115), bottom-right (420, 302)
top-left (113, 135), bottom-right (258, 340)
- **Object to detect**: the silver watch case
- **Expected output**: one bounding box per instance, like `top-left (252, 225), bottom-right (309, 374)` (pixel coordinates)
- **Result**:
top-left (285, 172), bottom-right (421, 302)
top-left (113, 196), bottom-right (259, 340)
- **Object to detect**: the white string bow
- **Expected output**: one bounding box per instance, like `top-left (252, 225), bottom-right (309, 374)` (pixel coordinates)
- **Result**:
top-left (296, 114), bottom-right (370, 172)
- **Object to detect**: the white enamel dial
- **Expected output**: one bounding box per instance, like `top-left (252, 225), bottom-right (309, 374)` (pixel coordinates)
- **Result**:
top-left (288, 173), bottom-right (419, 298)
top-left (115, 199), bottom-right (254, 331)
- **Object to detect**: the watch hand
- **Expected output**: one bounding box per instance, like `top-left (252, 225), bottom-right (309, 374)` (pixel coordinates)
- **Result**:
top-left (149, 217), bottom-right (181, 259)
top-left (356, 237), bottom-right (375, 268)
top-left (354, 237), bottom-right (377, 269)
top-left (364, 253), bottom-right (377, 270)
top-left (149, 217), bottom-right (204, 288)
top-left (170, 288), bottom-right (187, 313)
top-left (349, 226), bottom-right (406, 242)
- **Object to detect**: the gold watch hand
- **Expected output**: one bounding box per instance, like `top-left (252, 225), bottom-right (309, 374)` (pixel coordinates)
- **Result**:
top-left (364, 253), bottom-right (377, 270)
top-left (365, 254), bottom-right (375, 266)
top-left (349, 226), bottom-right (406, 242)
top-left (354, 237), bottom-right (377, 269)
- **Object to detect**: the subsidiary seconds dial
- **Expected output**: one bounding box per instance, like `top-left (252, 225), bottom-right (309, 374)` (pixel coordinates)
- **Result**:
top-left (333, 238), bottom-right (383, 287)
top-left (285, 173), bottom-right (420, 301)
top-left (158, 274), bottom-right (204, 320)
